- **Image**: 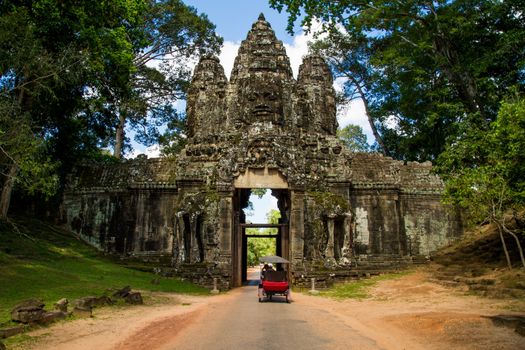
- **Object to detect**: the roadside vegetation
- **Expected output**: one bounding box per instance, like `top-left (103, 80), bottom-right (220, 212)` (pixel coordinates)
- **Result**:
top-left (316, 271), bottom-right (411, 300)
top-left (0, 217), bottom-right (208, 326)
top-left (271, 0), bottom-right (525, 270)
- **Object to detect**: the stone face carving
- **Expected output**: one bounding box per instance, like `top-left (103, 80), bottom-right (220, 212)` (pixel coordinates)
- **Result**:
top-left (186, 56), bottom-right (227, 138)
top-left (63, 14), bottom-right (463, 289)
top-left (297, 55), bottom-right (338, 135)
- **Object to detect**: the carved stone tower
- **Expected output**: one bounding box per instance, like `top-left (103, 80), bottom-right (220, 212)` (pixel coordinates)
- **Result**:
top-left (64, 15), bottom-right (463, 289)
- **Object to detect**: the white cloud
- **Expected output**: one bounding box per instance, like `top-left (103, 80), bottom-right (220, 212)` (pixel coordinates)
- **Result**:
top-left (283, 33), bottom-right (310, 78)
top-left (338, 99), bottom-right (375, 144)
top-left (218, 30), bottom-right (311, 79)
top-left (126, 144), bottom-right (161, 159)
top-left (219, 41), bottom-right (241, 79)
top-left (126, 26), bottom-right (373, 158)
top-left (334, 77), bottom-right (374, 144)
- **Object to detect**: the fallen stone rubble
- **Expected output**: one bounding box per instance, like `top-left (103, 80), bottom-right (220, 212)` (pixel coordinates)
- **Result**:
top-left (0, 286), bottom-right (143, 341)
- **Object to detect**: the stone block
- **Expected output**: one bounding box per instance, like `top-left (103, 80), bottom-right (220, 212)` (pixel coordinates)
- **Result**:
top-left (37, 311), bottom-right (67, 325)
top-left (515, 322), bottom-right (525, 337)
top-left (74, 296), bottom-right (112, 309)
top-left (54, 298), bottom-right (69, 312)
top-left (11, 299), bottom-right (45, 324)
top-left (0, 325), bottom-right (25, 338)
top-left (112, 286), bottom-right (131, 299)
top-left (125, 292), bottom-right (143, 305)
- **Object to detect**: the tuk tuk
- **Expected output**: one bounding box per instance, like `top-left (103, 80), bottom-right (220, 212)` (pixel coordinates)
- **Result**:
top-left (258, 255), bottom-right (290, 303)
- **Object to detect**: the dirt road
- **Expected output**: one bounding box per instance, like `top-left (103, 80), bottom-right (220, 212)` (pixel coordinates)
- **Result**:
top-left (22, 269), bottom-right (525, 350)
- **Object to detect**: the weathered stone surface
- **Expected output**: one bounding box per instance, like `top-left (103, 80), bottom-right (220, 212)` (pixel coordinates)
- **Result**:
top-left (485, 315), bottom-right (525, 337)
top-left (11, 299), bottom-right (45, 324)
top-left (63, 14), bottom-right (463, 289)
top-left (0, 325), bottom-right (25, 339)
top-left (125, 292), bottom-right (143, 305)
top-left (54, 298), bottom-right (68, 313)
top-left (74, 296), bottom-right (112, 309)
top-left (37, 311), bottom-right (67, 325)
top-left (112, 286), bottom-right (131, 299)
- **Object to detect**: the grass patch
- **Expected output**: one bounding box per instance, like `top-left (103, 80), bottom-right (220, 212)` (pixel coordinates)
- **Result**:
top-left (3, 332), bottom-right (49, 350)
top-left (0, 217), bottom-right (208, 326)
top-left (318, 271), bottom-right (412, 299)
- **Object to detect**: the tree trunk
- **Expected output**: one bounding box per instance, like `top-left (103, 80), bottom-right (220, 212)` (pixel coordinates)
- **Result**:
top-left (431, 33), bottom-right (485, 119)
top-left (113, 110), bottom-right (127, 159)
top-left (0, 164), bottom-right (18, 220)
top-left (353, 79), bottom-right (389, 155)
top-left (496, 221), bottom-right (512, 270)
top-left (502, 221), bottom-right (525, 269)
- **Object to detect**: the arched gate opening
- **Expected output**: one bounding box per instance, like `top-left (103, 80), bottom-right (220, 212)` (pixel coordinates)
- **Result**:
top-left (232, 168), bottom-right (290, 287)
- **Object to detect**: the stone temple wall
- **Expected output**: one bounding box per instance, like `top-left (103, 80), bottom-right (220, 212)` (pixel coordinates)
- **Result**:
top-left (63, 14), bottom-right (463, 289)
top-left (64, 157), bottom-right (178, 260)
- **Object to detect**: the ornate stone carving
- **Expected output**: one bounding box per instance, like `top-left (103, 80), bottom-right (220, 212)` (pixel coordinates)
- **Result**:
top-left (63, 14), bottom-right (463, 289)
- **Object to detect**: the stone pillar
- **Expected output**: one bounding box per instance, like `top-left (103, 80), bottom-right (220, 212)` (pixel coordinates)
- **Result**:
top-left (219, 196), bottom-right (232, 253)
top-left (342, 212), bottom-right (353, 259)
top-left (217, 191), bottom-right (234, 286)
top-left (289, 190), bottom-right (305, 267)
top-left (173, 214), bottom-right (184, 264)
top-left (190, 216), bottom-right (199, 263)
top-left (326, 215), bottom-right (335, 258)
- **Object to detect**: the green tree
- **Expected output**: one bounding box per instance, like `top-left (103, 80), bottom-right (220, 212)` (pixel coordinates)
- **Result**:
top-left (246, 209), bottom-right (281, 266)
top-left (0, 0), bottom-right (221, 218)
top-left (438, 95), bottom-right (525, 268)
top-left (251, 188), bottom-right (267, 199)
top-left (247, 232), bottom-right (276, 266)
top-left (310, 31), bottom-right (386, 153)
top-left (337, 124), bottom-right (369, 152)
top-left (271, 0), bottom-right (525, 161)
top-left (0, 7), bottom-right (68, 219)
top-left (110, 0), bottom-right (222, 158)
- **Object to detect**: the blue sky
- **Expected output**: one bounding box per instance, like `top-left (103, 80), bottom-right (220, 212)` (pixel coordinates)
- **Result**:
top-left (185, 1), bottom-right (296, 224)
top-left (130, 0), bottom-right (372, 159)
top-left (184, 0), bottom-right (300, 44)
top-left (129, 1), bottom-right (372, 223)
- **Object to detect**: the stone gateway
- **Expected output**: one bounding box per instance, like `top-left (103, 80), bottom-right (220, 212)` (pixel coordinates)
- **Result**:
top-left (64, 15), bottom-right (462, 289)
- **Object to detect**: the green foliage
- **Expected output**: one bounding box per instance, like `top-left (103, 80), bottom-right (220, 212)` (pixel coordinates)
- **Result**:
top-left (251, 188), bottom-right (267, 199)
top-left (438, 95), bottom-right (525, 224)
top-left (247, 234), bottom-right (276, 266)
top-left (271, 0), bottom-right (525, 161)
top-left (0, 113), bottom-right (59, 199)
top-left (337, 124), bottom-right (369, 152)
top-left (0, 0), bottom-right (222, 215)
top-left (246, 209), bottom-right (281, 266)
top-left (266, 209), bottom-right (281, 225)
top-left (0, 217), bottom-right (208, 326)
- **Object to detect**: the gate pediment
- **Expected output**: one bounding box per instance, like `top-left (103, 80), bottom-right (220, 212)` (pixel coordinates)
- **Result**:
top-left (233, 167), bottom-right (288, 189)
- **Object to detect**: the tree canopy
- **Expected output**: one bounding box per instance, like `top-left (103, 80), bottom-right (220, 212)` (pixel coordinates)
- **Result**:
top-left (270, 0), bottom-right (525, 161)
top-left (0, 0), bottom-right (221, 218)
top-left (270, 0), bottom-right (525, 262)
top-left (337, 124), bottom-right (370, 152)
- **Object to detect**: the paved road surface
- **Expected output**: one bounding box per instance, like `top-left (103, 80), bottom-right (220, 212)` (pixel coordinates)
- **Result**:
top-left (165, 270), bottom-right (383, 350)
